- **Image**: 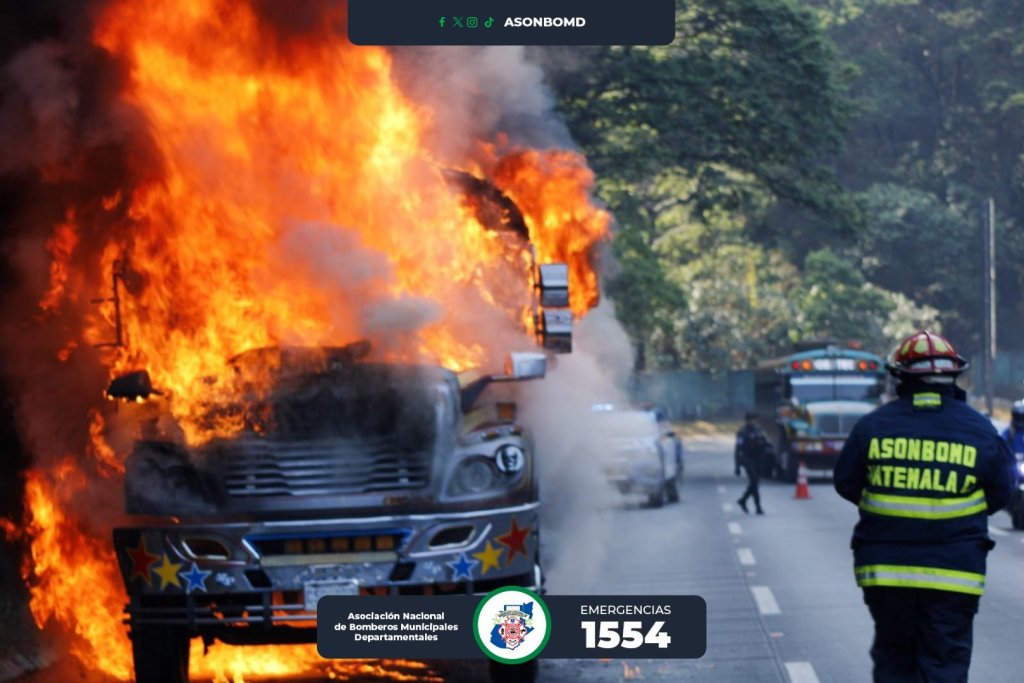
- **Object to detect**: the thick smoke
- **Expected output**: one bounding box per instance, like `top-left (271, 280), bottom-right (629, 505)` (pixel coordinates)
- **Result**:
top-left (391, 44), bottom-right (640, 585)
top-left (1, 42), bottom-right (79, 175)
top-left (391, 46), bottom-right (576, 159)
top-left (269, 221), bottom-right (443, 344)
top-left (519, 300), bottom-right (637, 591)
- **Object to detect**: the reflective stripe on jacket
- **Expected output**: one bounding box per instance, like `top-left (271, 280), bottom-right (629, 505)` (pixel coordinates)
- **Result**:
top-left (858, 489), bottom-right (986, 520)
top-left (854, 564), bottom-right (985, 596)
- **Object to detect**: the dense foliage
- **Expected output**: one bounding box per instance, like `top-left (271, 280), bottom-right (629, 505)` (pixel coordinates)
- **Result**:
top-left (544, 0), bottom-right (1023, 371)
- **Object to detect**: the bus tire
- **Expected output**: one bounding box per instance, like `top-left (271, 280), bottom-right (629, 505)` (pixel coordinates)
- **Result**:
top-left (772, 432), bottom-right (788, 480)
top-left (780, 448), bottom-right (798, 483)
top-left (131, 625), bottom-right (189, 683)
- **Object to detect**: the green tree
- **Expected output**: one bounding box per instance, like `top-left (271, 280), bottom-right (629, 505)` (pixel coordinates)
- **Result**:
top-left (546, 0), bottom-right (856, 368)
top-left (799, 249), bottom-right (894, 346)
top-left (853, 183), bottom-right (980, 343)
top-left (604, 204), bottom-right (687, 370)
top-left (796, 247), bottom-right (939, 353)
top-left (803, 0), bottom-right (1024, 354)
top-left (553, 0), bottom-right (852, 212)
top-left (671, 244), bottom-right (806, 370)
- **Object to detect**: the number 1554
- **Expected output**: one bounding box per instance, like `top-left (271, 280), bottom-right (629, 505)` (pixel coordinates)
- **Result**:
top-left (580, 621), bottom-right (671, 649)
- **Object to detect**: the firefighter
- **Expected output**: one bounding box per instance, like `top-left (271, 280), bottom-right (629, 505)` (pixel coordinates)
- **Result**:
top-left (735, 411), bottom-right (770, 514)
top-left (834, 331), bottom-right (1015, 683)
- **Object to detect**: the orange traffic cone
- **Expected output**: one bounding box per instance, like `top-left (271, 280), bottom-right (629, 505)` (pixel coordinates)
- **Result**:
top-left (794, 461), bottom-right (811, 499)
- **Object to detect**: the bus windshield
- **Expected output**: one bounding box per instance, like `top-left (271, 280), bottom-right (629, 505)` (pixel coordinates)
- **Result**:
top-left (787, 375), bottom-right (884, 403)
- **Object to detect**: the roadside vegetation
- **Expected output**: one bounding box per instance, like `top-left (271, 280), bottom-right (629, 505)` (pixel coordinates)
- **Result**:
top-left (545, 0), bottom-right (1024, 372)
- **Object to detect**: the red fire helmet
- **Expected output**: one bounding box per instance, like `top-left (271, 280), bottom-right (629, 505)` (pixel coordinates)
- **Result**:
top-left (886, 330), bottom-right (968, 379)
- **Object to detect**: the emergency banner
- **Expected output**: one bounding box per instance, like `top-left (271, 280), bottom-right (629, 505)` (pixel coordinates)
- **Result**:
top-left (317, 590), bottom-right (706, 661)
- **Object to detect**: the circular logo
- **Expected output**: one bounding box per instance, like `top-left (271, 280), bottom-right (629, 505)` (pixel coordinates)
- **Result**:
top-left (472, 586), bottom-right (551, 663)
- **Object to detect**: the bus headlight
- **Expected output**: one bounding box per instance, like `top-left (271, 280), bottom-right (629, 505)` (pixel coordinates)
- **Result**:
top-left (452, 457), bottom-right (497, 494)
top-left (442, 444), bottom-right (530, 501)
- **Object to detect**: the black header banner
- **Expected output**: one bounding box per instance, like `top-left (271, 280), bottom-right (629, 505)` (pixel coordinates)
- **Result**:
top-left (348, 0), bottom-right (676, 46)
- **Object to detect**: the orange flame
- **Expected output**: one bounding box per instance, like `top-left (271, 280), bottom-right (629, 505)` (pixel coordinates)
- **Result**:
top-left (192, 644), bottom-right (443, 683)
top-left (38, 212), bottom-right (80, 313)
top-left (88, 409), bottom-right (123, 475)
top-left (17, 0), bottom-right (611, 680)
top-left (487, 146), bottom-right (611, 316)
top-left (82, 0), bottom-right (608, 445)
top-left (21, 463), bottom-right (134, 680)
top-left (18, 464), bottom-right (447, 681)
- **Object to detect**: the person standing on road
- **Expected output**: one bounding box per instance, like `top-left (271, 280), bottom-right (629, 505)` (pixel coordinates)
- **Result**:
top-left (834, 331), bottom-right (1015, 683)
top-left (735, 411), bottom-right (770, 514)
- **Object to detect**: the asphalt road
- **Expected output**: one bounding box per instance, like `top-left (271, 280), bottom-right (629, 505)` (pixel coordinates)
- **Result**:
top-left (16, 433), bottom-right (1024, 682)
top-left (536, 433), bottom-right (1024, 683)
top-left (540, 433), bottom-right (871, 683)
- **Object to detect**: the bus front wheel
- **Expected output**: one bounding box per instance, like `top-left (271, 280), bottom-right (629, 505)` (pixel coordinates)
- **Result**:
top-left (779, 447), bottom-right (798, 483)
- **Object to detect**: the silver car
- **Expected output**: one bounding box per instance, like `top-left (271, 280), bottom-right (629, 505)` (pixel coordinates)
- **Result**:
top-left (592, 407), bottom-right (682, 507)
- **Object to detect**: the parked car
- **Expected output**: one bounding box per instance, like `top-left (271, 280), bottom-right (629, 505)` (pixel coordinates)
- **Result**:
top-left (591, 406), bottom-right (682, 507)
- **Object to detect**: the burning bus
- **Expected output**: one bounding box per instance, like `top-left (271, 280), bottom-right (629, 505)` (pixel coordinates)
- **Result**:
top-left (0, 0), bottom-right (612, 681)
top-left (97, 150), bottom-right (587, 683)
top-left (99, 159), bottom-right (583, 679)
top-left (108, 343), bottom-right (554, 683)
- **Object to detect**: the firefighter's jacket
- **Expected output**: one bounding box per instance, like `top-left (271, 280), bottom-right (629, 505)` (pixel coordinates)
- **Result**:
top-left (834, 384), bottom-right (1016, 596)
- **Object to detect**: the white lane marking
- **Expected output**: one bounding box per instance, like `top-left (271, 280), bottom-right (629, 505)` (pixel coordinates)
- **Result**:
top-left (728, 522), bottom-right (742, 535)
top-left (717, 485), bottom-right (726, 494)
top-left (988, 525), bottom-right (1009, 537)
top-left (723, 503), bottom-right (734, 513)
top-left (737, 548), bottom-right (756, 565)
top-left (785, 661), bottom-right (820, 683)
top-left (751, 586), bottom-right (780, 615)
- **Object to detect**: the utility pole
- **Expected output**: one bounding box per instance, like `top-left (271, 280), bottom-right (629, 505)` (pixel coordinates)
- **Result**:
top-left (981, 198), bottom-right (996, 415)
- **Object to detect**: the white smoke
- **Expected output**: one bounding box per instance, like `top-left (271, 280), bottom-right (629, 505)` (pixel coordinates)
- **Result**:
top-left (519, 299), bottom-right (636, 591)
top-left (258, 221), bottom-right (443, 350)
top-left (392, 46), bottom-right (575, 159)
top-left (392, 46), bottom-right (640, 588)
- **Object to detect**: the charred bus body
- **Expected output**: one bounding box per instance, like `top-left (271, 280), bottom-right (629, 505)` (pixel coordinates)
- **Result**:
top-left (111, 347), bottom-right (550, 683)
top-left (755, 343), bottom-right (887, 481)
